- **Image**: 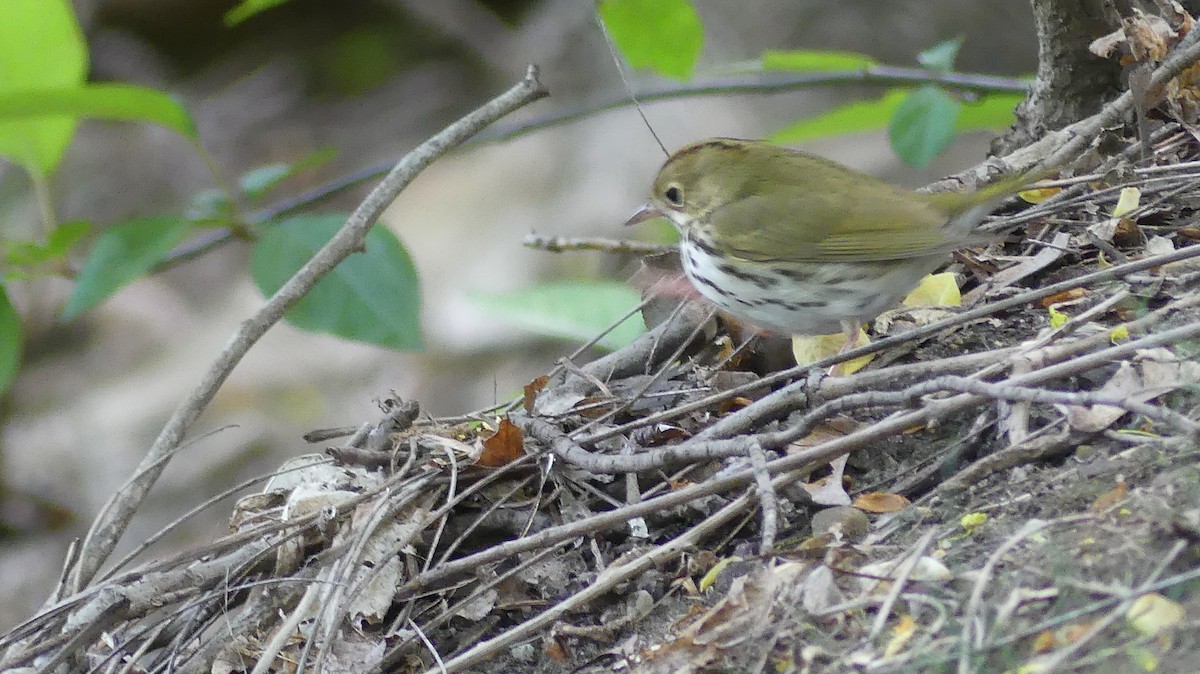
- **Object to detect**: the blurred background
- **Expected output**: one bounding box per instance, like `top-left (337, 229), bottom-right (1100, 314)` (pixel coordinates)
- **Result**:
top-left (0, 0), bottom-right (1036, 627)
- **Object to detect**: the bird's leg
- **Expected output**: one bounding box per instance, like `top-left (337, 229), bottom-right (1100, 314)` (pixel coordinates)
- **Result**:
top-left (829, 320), bottom-right (864, 376)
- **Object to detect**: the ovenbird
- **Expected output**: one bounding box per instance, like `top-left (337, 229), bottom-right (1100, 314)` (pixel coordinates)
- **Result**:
top-left (626, 138), bottom-right (1022, 344)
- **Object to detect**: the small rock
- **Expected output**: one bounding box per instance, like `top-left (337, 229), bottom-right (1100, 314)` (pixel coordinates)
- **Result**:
top-left (811, 506), bottom-right (870, 542)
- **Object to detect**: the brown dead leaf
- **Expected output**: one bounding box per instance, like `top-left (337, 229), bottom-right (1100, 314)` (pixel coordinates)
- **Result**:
top-left (1179, 224), bottom-right (1200, 240)
top-left (790, 416), bottom-right (860, 448)
top-left (1064, 621), bottom-right (1095, 643)
top-left (1091, 481), bottom-right (1129, 512)
top-left (852, 492), bottom-right (911, 513)
top-left (478, 417), bottom-right (526, 467)
top-left (1031, 630), bottom-right (1059, 653)
top-left (1039, 288), bottom-right (1088, 307)
top-left (1124, 10), bottom-right (1175, 61)
top-left (522, 375), bottom-right (549, 414)
top-left (543, 637), bottom-right (569, 662)
top-left (1089, 27), bottom-right (1126, 58)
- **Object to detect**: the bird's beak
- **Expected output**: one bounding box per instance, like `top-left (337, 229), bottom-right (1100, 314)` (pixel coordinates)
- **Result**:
top-left (623, 203), bottom-right (663, 227)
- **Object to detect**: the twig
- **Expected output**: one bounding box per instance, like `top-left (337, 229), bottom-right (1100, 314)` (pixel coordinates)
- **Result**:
top-left (1033, 540), bottom-right (1186, 672)
top-left (747, 441), bottom-right (777, 554)
top-left (66, 67), bottom-right (550, 592)
top-left (522, 234), bottom-right (671, 255)
top-left (868, 530), bottom-right (937, 641)
top-left (957, 517), bottom-right (1082, 673)
top-left (423, 486), bottom-right (759, 673)
top-left (583, 242), bottom-right (1200, 445)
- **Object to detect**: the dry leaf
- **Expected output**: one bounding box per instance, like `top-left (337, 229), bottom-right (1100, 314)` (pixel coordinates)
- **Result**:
top-left (1127, 593), bottom-right (1185, 636)
top-left (544, 638), bottom-right (569, 662)
top-left (801, 455), bottom-right (851, 506)
top-left (902, 272), bottom-right (961, 307)
top-left (522, 375), bottom-right (548, 414)
top-left (792, 328), bottom-right (873, 375)
top-left (1019, 186), bottom-right (1064, 203)
top-left (1066, 362), bottom-right (1141, 432)
top-left (1091, 481), bottom-right (1129, 512)
top-left (478, 417), bottom-right (526, 467)
top-left (801, 564), bottom-right (843, 615)
top-left (1031, 630), bottom-right (1058, 653)
top-left (852, 491), bottom-right (911, 513)
top-left (1039, 288), bottom-right (1087, 307)
top-left (1063, 621), bottom-right (1095, 643)
top-left (790, 416), bottom-right (860, 449)
top-left (884, 614), bottom-right (918, 658)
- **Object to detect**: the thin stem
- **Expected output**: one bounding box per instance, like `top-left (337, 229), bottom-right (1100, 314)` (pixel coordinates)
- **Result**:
top-left (65, 67), bottom-right (550, 593)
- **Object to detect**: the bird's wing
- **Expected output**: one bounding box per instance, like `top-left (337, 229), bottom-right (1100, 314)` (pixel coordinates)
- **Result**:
top-left (707, 188), bottom-right (964, 263)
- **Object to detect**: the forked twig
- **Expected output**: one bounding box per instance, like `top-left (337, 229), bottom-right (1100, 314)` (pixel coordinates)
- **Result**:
top-left (67, 67), bottom-right (550, 592)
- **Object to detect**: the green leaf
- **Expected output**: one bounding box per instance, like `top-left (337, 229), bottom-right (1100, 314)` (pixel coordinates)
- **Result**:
top-left (4, 220), bottom-right (91, 275)
top-left (225, 0), bottom-right (293, 26)
top-left (918, 38), bottom-right (962, 72)
top-left (0, 285), bottom-right (21, 394)
top-left (955, 92), bottom-right (1024, 132)
top-left (186, 188), bottom-right (234, 225)
top-left (0, 0), bottom-right (88, 175)
top-left (770, 89), bottom-right (908, 144)
top-left (471, 280), bottom-right (646, 351)
top-left (238, 149), bottom-right (335, 201)
top-left (250, 214), bottom-right (422, 349)
top-left (761, 49), bottom-right (876, 72)
top-left (63, 216), bottom-right (193, 319)
top-left (0, 84), bottom-right (197, 139)
top-left (598, 0), bottom-right (704, 81)
top-left (46, 220), bottom-right (91, 256)
top-left (239, 164), bottom-right (293, 200)
top-left (889, 85), bottom-right (961, 167)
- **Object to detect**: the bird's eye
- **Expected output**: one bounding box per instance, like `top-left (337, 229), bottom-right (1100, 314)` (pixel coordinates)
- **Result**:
top-left (664, 185), bottom-right (683, 206)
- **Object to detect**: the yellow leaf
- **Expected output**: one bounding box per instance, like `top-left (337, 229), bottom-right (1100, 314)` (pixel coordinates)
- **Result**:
top-left (1126, 593), bottom-right (1184, 637)
top-left (1018, 186), bottom-right (1062, 204)
top-left (960, 512), bottom-right (987, 533)
top-left (1109, 325), bottom-right (1129, 342)
top-left (1111, 187), bottom-right (1141, 217)
top-left (1128, 646), bottom-right (1158, 671)
top-left (698, 556), bottom-right (742, 593)
top-left (1048, 306), bottom-right (1068, 328)
top-left (903, 272), bottom-right (961, 307)
top-left (884, 614), bottom-right (917, 657)
top-left (1031, 630), bottom-right (1058, 653)
top-left (792, 329), bottom-right (873, 375)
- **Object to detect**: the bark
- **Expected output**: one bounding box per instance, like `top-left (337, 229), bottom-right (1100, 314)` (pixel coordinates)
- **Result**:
top-left (994, 0), bottom-right (1122, 154)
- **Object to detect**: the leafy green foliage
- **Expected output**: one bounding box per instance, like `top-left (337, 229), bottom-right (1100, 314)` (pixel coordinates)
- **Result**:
top-left (761, 50), bottom-right (877, 72)
top-left (225, 0), bottom-right (294, 26)
top-left (0, 286), bottom-right (20, 395)
top-left (4, 220), bottom-right (90, 280)
top-left (917, 38), bottom-right (963, 72)
top-left (889, 85), bottom-right (961, 167)
top-left (770, 90), bottom-right (909, 144)
top-left (63, 217), bottom-right (194, 319)
top-left (0, 85), bottom-right (196, 140)
top-left (472, 281), bottom-right (646, 351)
top-left (238, 149), bottom-right (336, 202)
top-left (0, 0), bottom-right (87, 175)
top-left (763, 38), bottom-right (1023, 165)
top-left (251, 215), bottom-right (422, 349)
top-left (955, 93), bottom-right (1025, 132)
top-left (239, 164), bottom-right (295, 201)
top-left (598, 0), bottom-right (704, 80)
